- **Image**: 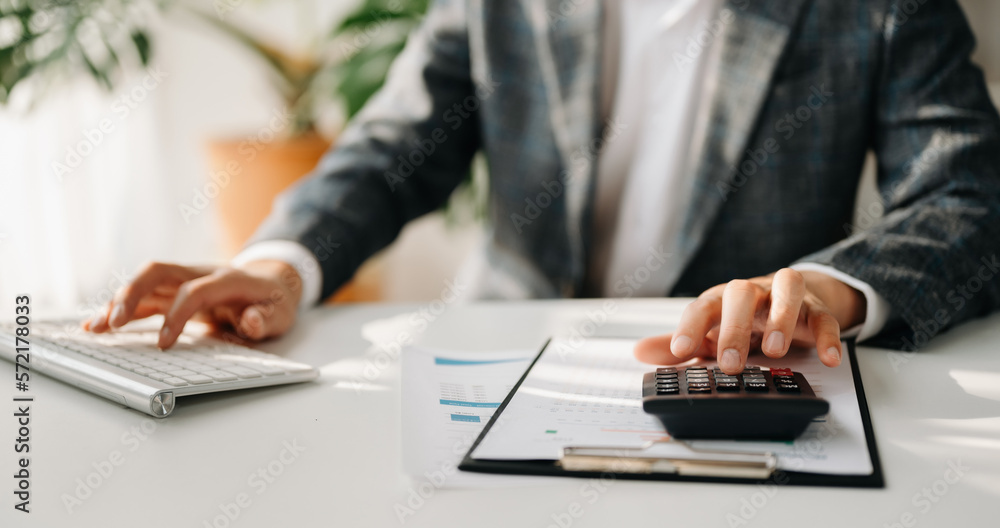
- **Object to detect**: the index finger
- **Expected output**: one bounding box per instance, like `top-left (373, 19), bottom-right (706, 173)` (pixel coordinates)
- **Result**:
top-left (108, 263), bottom-right (203, 328)
top-left (157, 271), bottom-right (273, 349)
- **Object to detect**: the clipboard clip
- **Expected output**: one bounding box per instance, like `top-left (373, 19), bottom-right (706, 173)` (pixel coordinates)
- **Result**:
top-left (559, 440), bottom-right (777, 480)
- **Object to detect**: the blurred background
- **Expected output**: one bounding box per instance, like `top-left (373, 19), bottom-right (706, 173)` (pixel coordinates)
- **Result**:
top-left (0, 0), bottom-right (998, 321)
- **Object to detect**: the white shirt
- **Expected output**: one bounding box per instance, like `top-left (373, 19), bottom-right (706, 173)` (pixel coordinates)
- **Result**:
top-left (236, 0), bottom-right (890, 341)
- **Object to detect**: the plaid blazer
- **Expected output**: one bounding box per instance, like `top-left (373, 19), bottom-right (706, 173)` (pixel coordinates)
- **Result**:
top-left (254, 0), bottom-right (1000, 350)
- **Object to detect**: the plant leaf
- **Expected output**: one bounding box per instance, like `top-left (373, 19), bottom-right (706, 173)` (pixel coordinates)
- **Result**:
top-left (131, 30), bottom-right (150, 65)
top-left (80, 48), bottom-right (112, 90)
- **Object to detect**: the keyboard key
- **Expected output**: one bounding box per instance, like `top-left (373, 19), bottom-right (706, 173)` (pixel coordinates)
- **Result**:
top-left (132, 357), bottom-right (161, 366)
top-left (148, 373), bottom-right (170, 381)
top-left (242, 363), bottom-right (287, 375)
top-left (162, 377), bottom-right (188, 387)
top-left (202, 360), bottom-right (238, 368)
top-left (144, 361), bottom-right (171, 370)
top-left (179, 374), bottom-right (213, 385)
top-left (133, 367), bottom-right (157, 375)
top-left (172, 360), bottom-right (205, 370)
top-left (166, 369), bottom-right (197, 377)
top-left (203, 370), bottom-right (238, 381)
top-left (223, 366), bottom-right (262, 379)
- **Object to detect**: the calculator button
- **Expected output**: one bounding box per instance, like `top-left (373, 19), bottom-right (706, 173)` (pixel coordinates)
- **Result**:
top-left (686, 374), bottom-right (709, 380)
top-left (770, 368), bottom-right (794, 377)
top-left (716, 382), bottom-right (740, 391)
top-left (657, 367), bottom-right (677, 374)
top-left (656, 387), bottom-right (680, 395)
top-left (656, 382), bottom-right (679, 389)
top-left (744, 381), bottom-right (768, 392)
top-left (687, 387), bottom-right (712, 394)
top-left (776, 383), bottom-right (800, 393)
top-left (687, 382), bottom-right (711, 390)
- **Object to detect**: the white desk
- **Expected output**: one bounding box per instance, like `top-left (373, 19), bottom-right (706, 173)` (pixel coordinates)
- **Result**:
top-left (3, 299), bottom-right (998, 527)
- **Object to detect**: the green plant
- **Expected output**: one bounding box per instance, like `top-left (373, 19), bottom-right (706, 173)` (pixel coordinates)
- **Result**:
top-left (0, 0), bottom-right (430, 131)
top-left (1, 0), bottom-right (483, 217)
top-left (0, 0), bottom-right (155, 106)
top-left (325, 0), bottom-right (429, 118)
top-left (185, 0), bottom-right (430, 135)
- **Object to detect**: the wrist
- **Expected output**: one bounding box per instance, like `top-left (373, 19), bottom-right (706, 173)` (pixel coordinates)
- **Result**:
top-left (799, 270), bottom-right (867, 329)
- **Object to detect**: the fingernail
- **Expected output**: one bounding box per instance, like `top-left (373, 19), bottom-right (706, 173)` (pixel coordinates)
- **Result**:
top-left (827, 346), bottom-right (841, 363)
top-left (110, 305), bottom-right (125, 326)
top-left (721, 348), bottom-right (741, 372)
top-left (764, 331), bottom-right (785, 354)
top-left (158, 325), bottom-right (171, 347)
top-left (672, 335), bottom-right (693, 356)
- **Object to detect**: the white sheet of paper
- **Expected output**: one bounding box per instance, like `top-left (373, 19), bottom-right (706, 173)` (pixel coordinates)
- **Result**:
top-left (470, 337), bottom-right (873, 476)
top-left (401, 346), bottom-right (557, 487)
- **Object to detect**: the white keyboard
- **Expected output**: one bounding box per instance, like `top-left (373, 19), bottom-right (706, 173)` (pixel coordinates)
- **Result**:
top-left (0, 320), bottom-right (319, 417)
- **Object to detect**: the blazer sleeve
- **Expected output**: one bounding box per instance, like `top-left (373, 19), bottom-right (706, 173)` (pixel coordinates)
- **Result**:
top-left (795, 0), bottom-right (1000, 350)
top-left (249, 0), bottom-right (480, 301)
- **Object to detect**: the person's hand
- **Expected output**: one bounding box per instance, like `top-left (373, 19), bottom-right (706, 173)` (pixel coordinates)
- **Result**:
top-left (83, 260), bottom-right (303, 349)
top-left (634, 268), bottom-right (866, 374)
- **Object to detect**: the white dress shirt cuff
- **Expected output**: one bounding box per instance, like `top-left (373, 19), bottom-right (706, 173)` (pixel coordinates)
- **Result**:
top-left (232, 240), bottom-right (323, 311)
top-left (790, 263), bottom-right (891, 342)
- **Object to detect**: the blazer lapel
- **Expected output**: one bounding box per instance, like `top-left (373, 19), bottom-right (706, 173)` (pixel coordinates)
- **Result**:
top-left (671, 0), bottom-right (809, 288)
top-left (524, 0), bottom-right (603, 292)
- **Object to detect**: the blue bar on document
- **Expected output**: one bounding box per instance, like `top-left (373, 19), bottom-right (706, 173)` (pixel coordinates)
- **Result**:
top-left (439, 399), bottom-right (501, 408)
top-left (450, 414), bottom-right (481, 423)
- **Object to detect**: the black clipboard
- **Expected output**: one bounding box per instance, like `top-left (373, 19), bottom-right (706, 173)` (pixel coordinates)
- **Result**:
top-left (459, 338), bottom-right (884, 488)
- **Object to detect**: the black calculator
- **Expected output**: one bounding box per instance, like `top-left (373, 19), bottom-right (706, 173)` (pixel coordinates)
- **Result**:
top-left (641, 365), bottom-right (830, 440)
